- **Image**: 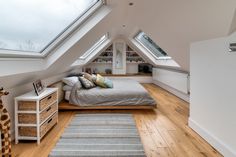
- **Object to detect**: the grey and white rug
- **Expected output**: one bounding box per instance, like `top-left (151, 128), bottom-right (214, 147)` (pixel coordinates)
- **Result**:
top-left (49, 114), bottom-right (146, 157)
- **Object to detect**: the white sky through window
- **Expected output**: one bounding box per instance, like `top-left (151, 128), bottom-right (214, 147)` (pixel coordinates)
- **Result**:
top-left (0, 0), bottom-right (98, 53)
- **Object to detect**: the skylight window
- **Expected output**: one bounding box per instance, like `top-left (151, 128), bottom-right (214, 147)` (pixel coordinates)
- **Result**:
top-left (135, 31), bottom-right (171, 59)
top-left (79, 33), bottom-right (108, 59)
top-left (0, 0), bottom-right (102, 56)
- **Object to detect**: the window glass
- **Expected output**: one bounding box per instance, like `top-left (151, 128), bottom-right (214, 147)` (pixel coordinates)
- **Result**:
top-left (135, 31), bottom-right (170, 59)
top-left (0, 0), bottom-right (99, 53)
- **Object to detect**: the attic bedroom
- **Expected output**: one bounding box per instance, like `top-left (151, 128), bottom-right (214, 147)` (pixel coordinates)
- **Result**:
top-left (0, 0), bottom-right (236, 157)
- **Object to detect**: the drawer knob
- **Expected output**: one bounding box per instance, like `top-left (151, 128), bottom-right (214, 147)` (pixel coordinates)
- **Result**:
top-left (47, 96), bottom-right (52, 100)
top-left (46, 107), bottom-right (52, 112)
top-left (47, 118), bottom-right (52, 123)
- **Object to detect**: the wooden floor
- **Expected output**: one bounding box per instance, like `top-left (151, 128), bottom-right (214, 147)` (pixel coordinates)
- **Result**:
top-left (10, 84), bottom-right (222, 157)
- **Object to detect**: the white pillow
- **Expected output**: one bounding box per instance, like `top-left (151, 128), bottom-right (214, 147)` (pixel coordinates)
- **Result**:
top-left (62, 85), bottom-right (73, 91)
top-left (62, 77), bottom-right (78, 86)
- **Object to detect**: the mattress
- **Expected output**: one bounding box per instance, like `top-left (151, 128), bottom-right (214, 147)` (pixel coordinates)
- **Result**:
top-left (69, 78), bottom-right (156, 107)
top-left (65, 91), bottom-right (71, 101)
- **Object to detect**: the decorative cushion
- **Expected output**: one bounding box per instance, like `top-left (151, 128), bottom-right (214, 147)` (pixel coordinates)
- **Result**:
top-left (104, 78), bottom-right (113, 88)
top-left (67, 73), bottom-right (84, 77)
top-left (79, 77), bottom-right (96, 89)
top-left (91, 74), bottom-right (97, 82)
top-left (62, 85), bottom-right (73, 91)
top-left (95, 74), bottom-right (107, 88)
top-left (84, 73), bottom-right (94, 83)
top-left (62, 77), bottom-right (78, 86)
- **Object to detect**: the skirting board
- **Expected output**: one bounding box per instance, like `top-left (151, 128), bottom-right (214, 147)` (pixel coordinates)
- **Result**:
top-left (153, 80), bottom-right (190, 102)
top-left (189, 118), bottom-right (236, 157)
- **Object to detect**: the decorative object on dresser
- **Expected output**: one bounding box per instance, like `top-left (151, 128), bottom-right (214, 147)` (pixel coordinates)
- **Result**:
top-left (0, 87), bottom-right (12, 157)
top-left (14, 88), bottom-right (58, 145)
top-left (33, 80), bottom-right (45, 96)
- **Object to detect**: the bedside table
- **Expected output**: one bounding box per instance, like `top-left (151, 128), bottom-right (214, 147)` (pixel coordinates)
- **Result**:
top-left (14, 88), bottom-right (58, 145)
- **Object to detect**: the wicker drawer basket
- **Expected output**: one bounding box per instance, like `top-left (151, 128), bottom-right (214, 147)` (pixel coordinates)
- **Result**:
top-left (18, 113), bottom-right (58, 137)
top-left (18, 102), bottom-right (57, 124)
top-left (18, 92), bottom-right (57, 111)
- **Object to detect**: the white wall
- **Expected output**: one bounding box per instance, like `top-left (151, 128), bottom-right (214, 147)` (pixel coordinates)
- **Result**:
top-left (126, 63), bottom-right (139, 74)
top-left (189, 32), bottom-right (236, 157)
top-left (153, 67), bottom-right (190, 102)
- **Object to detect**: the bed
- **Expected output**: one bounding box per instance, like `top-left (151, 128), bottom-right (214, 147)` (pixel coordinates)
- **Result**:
top-left (52, 78), bottom-right (157, 110)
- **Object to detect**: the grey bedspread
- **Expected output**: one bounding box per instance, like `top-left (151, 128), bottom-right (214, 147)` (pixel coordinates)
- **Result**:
top-left (69, 78), bottom-right (156, 107)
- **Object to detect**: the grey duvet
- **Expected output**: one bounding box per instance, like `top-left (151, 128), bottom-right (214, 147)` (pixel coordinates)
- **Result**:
top-left (69, 78), bottom-right (156, 107)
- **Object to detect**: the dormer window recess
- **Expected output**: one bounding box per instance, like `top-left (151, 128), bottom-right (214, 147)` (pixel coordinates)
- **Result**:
top-left (134, 31), bottom-right (171, 60)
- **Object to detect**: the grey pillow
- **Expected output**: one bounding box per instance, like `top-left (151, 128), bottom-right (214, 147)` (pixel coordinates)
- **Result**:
top-left (74, 81), bottom-right (82, 89)
top-left (62, 85), bottom-right (73, 91)
top-left (79, 77), bottom-right (96, 89)
top-left (62, 77), bottom-right (78, 86)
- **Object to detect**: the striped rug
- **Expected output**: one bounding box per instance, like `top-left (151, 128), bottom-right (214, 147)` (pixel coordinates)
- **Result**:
top-left (49, 114), bottom-right (146, 157)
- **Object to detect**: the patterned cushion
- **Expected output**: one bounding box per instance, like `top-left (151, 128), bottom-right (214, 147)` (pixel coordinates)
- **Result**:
top-left (104, 78), bottom-right (113, 88)
top-left (91, 74), bottom-right (97, 82)
top-left (79, 77), bottom-right (96, 89)
top-left (67, 73), bottom-right (84, 77)
top-left (84, 73), bottom-right (94, 83)
top-left (95, 74), bottom-right (107, 88)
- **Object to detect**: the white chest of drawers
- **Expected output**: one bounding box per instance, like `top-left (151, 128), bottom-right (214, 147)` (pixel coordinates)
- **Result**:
top-left (14, 88), bottom-right (58, 145)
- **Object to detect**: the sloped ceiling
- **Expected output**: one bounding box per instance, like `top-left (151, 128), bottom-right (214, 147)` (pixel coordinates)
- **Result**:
top-left (72, 0), bottom-right (236, 71)
top-left (1, 0), bottom-right (236, 88)
top-left (107, 0), bottom-right (236, 70)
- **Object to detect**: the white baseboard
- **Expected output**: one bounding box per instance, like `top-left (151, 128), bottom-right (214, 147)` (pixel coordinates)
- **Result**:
top-left (153, 80), bottom-right (190, 102)
top-left (189, 118), bottom-right (236, 157)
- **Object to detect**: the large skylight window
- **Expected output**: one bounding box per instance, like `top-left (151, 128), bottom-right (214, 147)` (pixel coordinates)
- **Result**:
top-left (0, 0), bottom-right (102, 55)
top-left (135, 31), bottom-right (171, 59)
top-left (79, 33), bottom-right (108, 59)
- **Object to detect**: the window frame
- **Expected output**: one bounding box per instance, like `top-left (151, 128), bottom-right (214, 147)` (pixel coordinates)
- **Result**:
top-left (79, 33), bottom-right (109, 60)
top-left (0, 0), bottom-right (104, 58)
top-left (134, 31), bottom-right (171, 60)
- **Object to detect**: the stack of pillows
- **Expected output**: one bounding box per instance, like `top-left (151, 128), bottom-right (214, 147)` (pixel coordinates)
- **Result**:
top-left (62, 73), bottom-right (113, 91)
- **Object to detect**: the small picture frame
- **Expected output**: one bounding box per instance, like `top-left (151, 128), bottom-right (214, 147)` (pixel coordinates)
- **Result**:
top-left (33, 80), bottom-right (44, 96)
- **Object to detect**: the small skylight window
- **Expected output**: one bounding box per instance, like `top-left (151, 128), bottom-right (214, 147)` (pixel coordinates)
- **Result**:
top-left (79, 33), bottom-right (108, 59)
top-left (135, 31), bottom-right (171, 59)
top-left (0, 0), bottom-right (102, 56)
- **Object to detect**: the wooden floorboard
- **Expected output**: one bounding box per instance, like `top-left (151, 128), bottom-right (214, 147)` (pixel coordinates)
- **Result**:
top-left (10, 83), bottom-right (223, 157)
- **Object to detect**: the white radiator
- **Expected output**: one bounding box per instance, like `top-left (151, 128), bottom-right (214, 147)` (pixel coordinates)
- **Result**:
top-left (153, 68), bottom-right (189, 94)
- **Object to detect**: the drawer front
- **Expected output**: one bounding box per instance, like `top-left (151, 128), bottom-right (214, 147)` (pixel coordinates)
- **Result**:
top-left (39, 92), bottom-right (57, 111)
top-left (18, 112), bottom-right (58, 137)
top-left (18, 126), bottom-right (37, 137)
top-left (18, 113), bottom-right (36, 124)
top-left (40, 103), bottom-right (57, 123)
top-left (18, 103), bottom-right (57, 124)
top-left (40, 112), bottom-right (58, 138)
top-left (18, 101), bottom-right (36, 111)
